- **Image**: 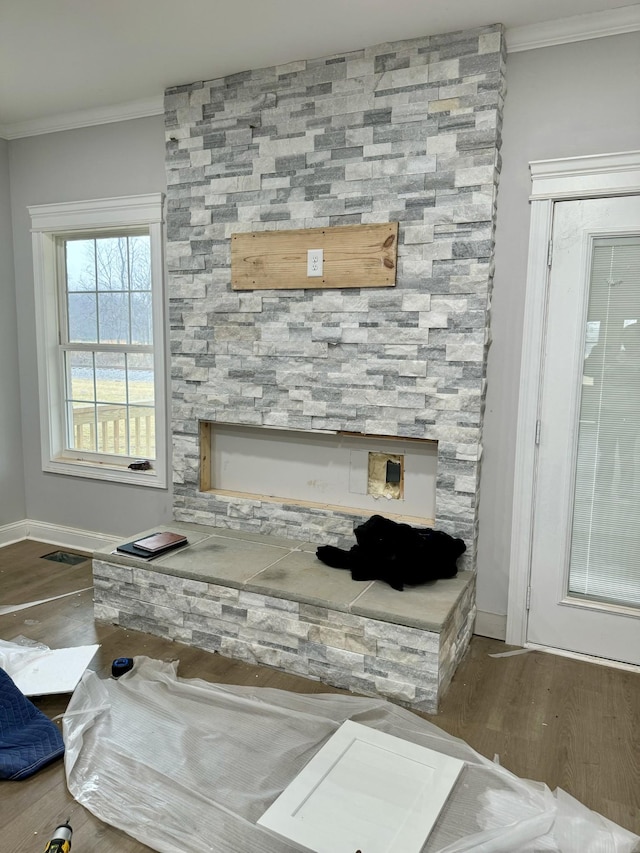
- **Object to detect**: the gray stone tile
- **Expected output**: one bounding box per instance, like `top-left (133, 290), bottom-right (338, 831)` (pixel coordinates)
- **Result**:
top-left (350, 571), bottom-right (475, 631)
top-left (94, 524), bottom-right (476, 713)
top-left (245, 549), bottom-right (374, 610)
top-left (152, 535), bottom-right (290, 587)
top-left (207, 527), bottom-right (309, 549)
top-left (296, 540), bottom-right (321, 553)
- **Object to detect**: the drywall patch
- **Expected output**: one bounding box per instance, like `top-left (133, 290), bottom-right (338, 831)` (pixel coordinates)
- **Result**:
top-left (368, 453), bottom-right (404, 500)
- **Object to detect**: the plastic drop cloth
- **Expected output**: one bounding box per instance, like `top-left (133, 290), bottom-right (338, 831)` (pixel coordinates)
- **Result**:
top-left (63, 657), bottom-right (639, 853)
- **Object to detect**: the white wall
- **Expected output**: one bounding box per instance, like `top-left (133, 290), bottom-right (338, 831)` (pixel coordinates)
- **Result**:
top-left (0, 138), bottom-right (26, 525)
top-left (477, 32), bottom-right (640, 626)
top-left (9, 116), bottom-right (173, 537)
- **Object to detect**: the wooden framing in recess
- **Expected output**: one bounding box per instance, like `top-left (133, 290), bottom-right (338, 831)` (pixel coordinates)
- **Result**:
top-left (199, 420), bottom-right (212, 492)
top-left (230, 222), bottom-right (398, 290)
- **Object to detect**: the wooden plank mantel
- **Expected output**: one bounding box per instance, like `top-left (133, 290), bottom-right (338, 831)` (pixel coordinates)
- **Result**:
top-left (231, 222), bottom-right (398, 290)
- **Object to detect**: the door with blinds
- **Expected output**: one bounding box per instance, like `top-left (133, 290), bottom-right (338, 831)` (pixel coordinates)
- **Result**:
top-left (527, 196), bottom-right (640, 665)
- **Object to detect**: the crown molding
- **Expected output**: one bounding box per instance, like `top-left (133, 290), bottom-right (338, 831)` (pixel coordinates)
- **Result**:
top-left (0, 95), bottom-right (164, 140)
top-left (1, 7), bottom-right (639, 140)
top-left (506, 4), bottom-right (640, 53)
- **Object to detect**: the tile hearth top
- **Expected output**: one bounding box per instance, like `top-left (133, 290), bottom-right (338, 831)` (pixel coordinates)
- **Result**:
top-left (95, 522), bottom-right (473, 634)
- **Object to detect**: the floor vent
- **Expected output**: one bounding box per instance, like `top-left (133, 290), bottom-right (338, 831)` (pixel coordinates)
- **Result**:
top-left (41, 550), bottom-right (87, 566)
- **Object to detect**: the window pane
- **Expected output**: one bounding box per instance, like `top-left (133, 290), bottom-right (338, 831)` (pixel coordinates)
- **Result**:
top-left (129, 405), bottom-right (155, 458)
top-left (96, 237), bottom-right (128, 291)
top-left (98, 292), bottom-right (130, 344)
top-left (130, 291), bottom-right (153, 345)
top-left (97, 403), bottom-right (129, 455)
top-left (60, 230), bottom-right (157, 462)
top-left (68, 292), bottom-right (97, 342)
top-left (129, 236), bottom-right (151, 291)
top-left (95, 352), bottom-right (126, 403)
top-left (569, 237), bottom-right (640, 607)
top-left (127, 353), bottom-right (154, 404)
top-left (64, 353), bottom-right (157, 460)
top-left (66, 351), bottom-right (94, 402)
top-left (66, 240), bottom-right (96, 291)
top-left (70, 401), bottom-right (96, 452)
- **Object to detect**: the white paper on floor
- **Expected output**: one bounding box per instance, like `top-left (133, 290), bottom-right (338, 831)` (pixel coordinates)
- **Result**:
top-left (62, 657), bottom-right (639, 853)
top-left (488, 648), bottom-right (535, 658)
top-left (0, 586), bottom-right (93, 615)
top-left (0, 638), bottom-right (99, 696)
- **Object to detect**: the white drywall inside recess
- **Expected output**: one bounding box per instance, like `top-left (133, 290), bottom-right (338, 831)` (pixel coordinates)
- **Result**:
top-left (210, 424), bottom-right (437, 521)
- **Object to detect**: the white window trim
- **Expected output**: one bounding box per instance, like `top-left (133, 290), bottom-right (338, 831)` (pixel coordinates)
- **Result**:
top-left (29, 193), bottom-right (168, 488)
top-left (507, 151), bottom-right (640, 647)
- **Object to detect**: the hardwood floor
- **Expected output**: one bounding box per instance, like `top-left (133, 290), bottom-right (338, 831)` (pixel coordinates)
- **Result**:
top-left (1, 539), bottom-right (638, 850)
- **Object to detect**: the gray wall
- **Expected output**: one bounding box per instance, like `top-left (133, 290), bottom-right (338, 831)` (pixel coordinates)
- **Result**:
top-left (0, 138), bottom-right (26, 525)
top-left (5, 31), bottom-right (639, 619)
top-left (476, 32), bottom-right (640, 622)
top-left (9, 116), bottom-right (173, 536)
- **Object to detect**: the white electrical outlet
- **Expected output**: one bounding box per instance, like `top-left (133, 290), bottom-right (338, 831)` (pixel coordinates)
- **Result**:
top-left (307, 248), bottom-right (323, 277)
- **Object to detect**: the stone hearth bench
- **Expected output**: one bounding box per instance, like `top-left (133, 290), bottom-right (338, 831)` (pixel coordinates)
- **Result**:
top-left (93, 522), bottom-right (475, 713)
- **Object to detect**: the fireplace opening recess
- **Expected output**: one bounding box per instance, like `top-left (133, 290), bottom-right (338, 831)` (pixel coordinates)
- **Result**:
top-left (200, 422), bottom-right (437, 524)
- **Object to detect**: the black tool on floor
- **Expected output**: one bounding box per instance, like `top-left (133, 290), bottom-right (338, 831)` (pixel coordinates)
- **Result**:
top-left (43, 820), bottom-right (72, 852)
top-left (111, 657), bottom-right (134, 678)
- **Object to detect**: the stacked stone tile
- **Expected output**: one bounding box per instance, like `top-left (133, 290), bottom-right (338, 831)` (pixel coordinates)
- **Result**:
top-left (165, 26), bottom-right (506, 564)
top-left (93, 557), bottom-right (476, 713)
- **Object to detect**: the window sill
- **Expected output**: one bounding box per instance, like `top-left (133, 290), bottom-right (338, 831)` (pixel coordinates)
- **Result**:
top-left (44, 456), bottom-right (167, 489)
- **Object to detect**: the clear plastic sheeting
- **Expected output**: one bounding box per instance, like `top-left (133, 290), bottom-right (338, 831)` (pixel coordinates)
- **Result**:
top-left (63, 657), bottom-right (638, 853)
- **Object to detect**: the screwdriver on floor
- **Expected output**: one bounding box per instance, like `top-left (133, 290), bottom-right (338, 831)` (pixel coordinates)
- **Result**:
top-left (43, 821), bottom-right (72, 853)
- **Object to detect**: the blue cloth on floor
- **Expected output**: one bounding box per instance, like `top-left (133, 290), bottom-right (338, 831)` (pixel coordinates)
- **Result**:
top-left (0, 668), bottom-right (64, 779)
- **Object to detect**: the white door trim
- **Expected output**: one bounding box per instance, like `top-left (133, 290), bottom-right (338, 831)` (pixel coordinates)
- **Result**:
top-left (506, 150), bottom-right (640, 647)
top-left (529, 150), bottom-right (640, 201)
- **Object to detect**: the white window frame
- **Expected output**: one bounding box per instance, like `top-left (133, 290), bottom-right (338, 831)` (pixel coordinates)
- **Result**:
top-left (29, 193), bottom-right (168, 488)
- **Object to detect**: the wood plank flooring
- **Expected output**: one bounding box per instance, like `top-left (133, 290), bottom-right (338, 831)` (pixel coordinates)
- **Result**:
top-left (1, 539), bottom-right (638, 850)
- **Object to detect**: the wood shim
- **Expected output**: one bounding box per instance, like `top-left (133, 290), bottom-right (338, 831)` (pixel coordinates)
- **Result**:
top-left (231, 222), bottom-right (398, 290)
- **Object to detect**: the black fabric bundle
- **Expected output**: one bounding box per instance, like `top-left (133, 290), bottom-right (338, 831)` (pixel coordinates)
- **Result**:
top-left (316, 514), bottom-right (466, 591)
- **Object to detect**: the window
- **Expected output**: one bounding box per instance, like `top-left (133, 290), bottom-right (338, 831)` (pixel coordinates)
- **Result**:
top-left (29, 194), bottom-right (167, 487)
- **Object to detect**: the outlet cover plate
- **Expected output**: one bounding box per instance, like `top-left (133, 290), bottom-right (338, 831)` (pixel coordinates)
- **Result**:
top-left (307, 248), bottom-right (323, 277)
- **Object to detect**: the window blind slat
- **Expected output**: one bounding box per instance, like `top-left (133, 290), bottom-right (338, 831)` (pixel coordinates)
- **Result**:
top-left (570, 237), bottom-right (640, 607)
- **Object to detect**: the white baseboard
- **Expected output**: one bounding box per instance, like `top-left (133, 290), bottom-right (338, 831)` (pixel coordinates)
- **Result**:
top-left (0, 520), bottom-right (29, 547)
top-left (474, 610), bottom-right (507, 641)
top-left (0, 518), bottom-right (116, 553)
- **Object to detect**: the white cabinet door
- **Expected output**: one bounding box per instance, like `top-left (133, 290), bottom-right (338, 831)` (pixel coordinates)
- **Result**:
top-left (258, 720), bottom-right (464, 853)
top-left (527, 195), bottom-right (640, 664)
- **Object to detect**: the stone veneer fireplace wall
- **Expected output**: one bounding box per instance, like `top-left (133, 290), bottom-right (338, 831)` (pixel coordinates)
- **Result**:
top-left (165, 25), bottom-right (506, 566)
